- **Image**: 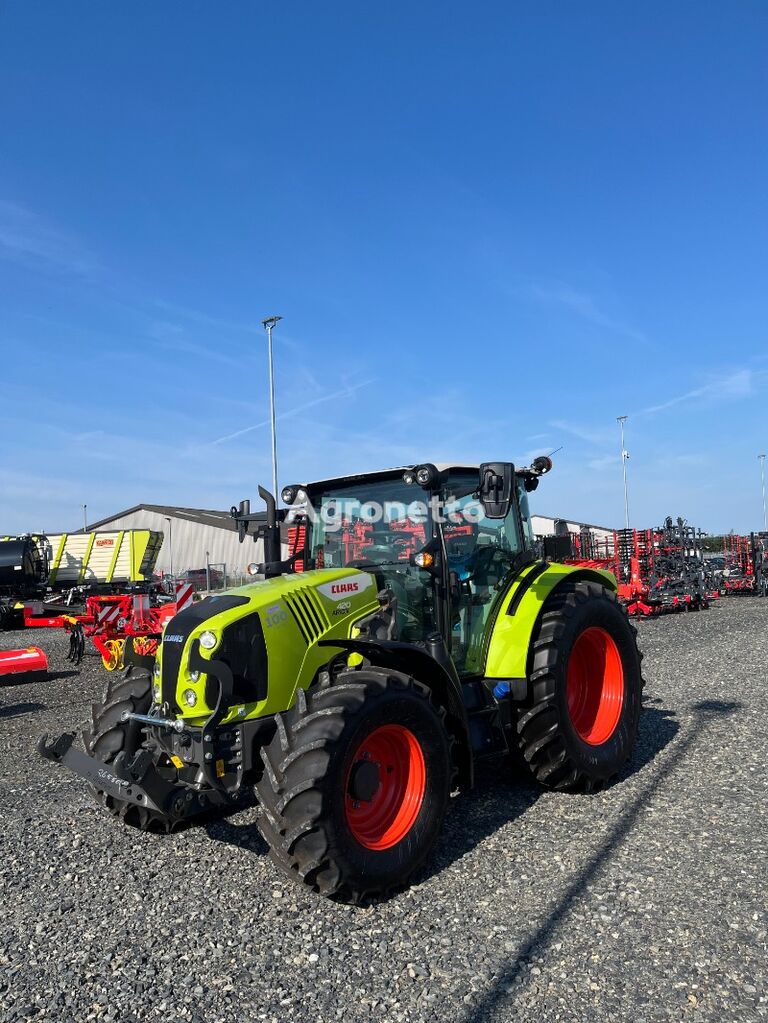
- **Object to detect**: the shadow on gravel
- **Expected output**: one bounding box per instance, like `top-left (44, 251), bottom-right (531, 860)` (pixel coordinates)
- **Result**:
top-left (621, 704), bottom-right (680, 781)
top-left (203, 814), bottom-right (269, 856)
top-left (200, 707), bottom-right (686, 898)
top-left (46, 670), bottom-right (80, 683)
top-left (0, 701), bottom-right (46, 718)
top-left (423, 705), bottom-right (680, 889)
top-left (461, 699), bottom-right (742, 1023)
top-left (0, 669), bottom-right (78, 690)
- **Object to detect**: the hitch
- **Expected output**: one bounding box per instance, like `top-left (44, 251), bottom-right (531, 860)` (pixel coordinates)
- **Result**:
top-left (121, 711), bottom-right (187, 733)
top-left (37, 728), bottom-right (242, 821)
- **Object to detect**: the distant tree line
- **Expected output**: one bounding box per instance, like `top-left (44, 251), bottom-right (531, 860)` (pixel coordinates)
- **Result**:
top-left (699, 534), bottom-right (727, 552)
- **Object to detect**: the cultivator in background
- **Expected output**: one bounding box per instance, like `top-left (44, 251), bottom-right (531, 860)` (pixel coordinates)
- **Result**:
top-left (721, 534), bottom-right (755, 594)
top-left (66, 582), bottom-right (195, 671)
top-left (548, 516), bottom-right (714, 617)
top-left (752, 532), bottom-right (768, 597)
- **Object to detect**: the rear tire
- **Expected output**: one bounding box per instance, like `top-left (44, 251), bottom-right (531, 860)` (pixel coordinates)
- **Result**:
top-left (256, 667), bottom-right (453, 902)
top-left (85, 667), bottom-right (177, 833)
top-left (511, 580), bottom-right (643, 792)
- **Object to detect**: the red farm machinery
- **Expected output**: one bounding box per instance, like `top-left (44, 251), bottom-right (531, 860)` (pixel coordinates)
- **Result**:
top-left (65, 582), bottom-right (196, 672)
top-left (543, 517), bottom-right (715, 617)
top-left (752, 532), bottom-right (768, 597)
top-left (720, 534), bottom-right (756, 594)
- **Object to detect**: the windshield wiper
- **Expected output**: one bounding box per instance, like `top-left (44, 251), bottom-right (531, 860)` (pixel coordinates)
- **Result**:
top-left (348, 559), bottom-right (403, 568)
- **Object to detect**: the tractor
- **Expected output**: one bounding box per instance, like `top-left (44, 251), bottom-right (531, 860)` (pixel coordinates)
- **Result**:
top-left (39, 460), bottom-right (643, 902)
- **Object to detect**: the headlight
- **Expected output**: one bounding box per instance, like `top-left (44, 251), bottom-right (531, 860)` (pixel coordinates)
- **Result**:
top-left (415, 464), bottom-right (436, 487)
top-left (182, 688), bottom-right (198, 708)
top-left (199, 630), bottom-right (217, 650)
top-left (188, 670), bottom-right (200, 682)
top-left (152, 683), bottom-right (161, 703)
top-left (281, 485), bottom-right (297, 504)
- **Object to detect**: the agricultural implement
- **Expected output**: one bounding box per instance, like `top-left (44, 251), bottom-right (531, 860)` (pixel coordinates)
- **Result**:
top-left (0, 646), bottom-right (48, 684)
top-left (752, 532), bottom-right (768, 597)
top-left (66, 583), bottom-right (196, 671)
top-left (721, 535), bottom-right (755, 593)
top-left (40, 459), bottom-right (644, 902)
top-left (553, 517), bottom-right (712, 616)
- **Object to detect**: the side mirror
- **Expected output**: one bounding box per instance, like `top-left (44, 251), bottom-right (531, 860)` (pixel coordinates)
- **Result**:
top-left (479, 462), bottom-right (514, 520)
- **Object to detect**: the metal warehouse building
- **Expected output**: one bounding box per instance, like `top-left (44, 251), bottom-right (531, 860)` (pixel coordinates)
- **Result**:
top-left (532, 514), bottom-right (613, 543)
top-left (84, 505), bottom-right (268, 581)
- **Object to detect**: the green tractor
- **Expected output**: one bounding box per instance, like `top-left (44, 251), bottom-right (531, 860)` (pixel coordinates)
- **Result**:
top-left (40, 460), bottom-right (643, 902)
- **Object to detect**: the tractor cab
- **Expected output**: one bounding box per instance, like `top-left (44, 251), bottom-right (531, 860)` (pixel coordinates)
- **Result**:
top-left (281, 460), bottom-right (549, 675)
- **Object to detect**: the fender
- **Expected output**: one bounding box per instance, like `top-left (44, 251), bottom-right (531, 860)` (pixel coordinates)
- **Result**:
top-left (483, 561), bottom-right (617, 683)
top-left (318, 637), bottom-right (473, 788)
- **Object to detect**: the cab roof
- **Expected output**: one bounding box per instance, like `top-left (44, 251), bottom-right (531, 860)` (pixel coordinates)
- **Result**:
top-left (298, 464), bottom-right (482, 492)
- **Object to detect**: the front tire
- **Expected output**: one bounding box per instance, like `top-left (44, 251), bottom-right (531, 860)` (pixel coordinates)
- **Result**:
top-left (85, 668), bottom-right (177, 832)
top-left (256, 667), bottom-right (453, 902)
top-left (511, 580), bottom-right (643, 792)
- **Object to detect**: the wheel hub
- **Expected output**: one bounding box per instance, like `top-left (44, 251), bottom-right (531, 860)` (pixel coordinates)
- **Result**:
top-left (348, 759), bottom-right (380, 802)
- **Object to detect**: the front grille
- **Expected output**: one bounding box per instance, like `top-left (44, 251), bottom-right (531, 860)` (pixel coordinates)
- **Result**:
top-left (160, 594), bottom-right (250, 711)
top-left (284, 588), bottom-right (330, 645)
top-left (211, 613), bottom-right (268, 705)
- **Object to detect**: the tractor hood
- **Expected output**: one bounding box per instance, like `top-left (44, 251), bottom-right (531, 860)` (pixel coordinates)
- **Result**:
top-left (155, 568), bottom-right (380, 726)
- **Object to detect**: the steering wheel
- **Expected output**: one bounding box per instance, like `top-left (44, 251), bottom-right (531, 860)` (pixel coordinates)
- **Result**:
top-left (348, 544), bottom-right (397, 567)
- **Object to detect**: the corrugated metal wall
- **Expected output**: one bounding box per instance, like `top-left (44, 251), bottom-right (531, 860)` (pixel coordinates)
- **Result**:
top-left (87, 510), bottom-right (266, 578)
top-left (532, 515), bottom-right (614, 542)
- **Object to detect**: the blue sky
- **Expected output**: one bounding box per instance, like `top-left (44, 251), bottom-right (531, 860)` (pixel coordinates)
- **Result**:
top-left (1, 2), bottom-right (766, 534)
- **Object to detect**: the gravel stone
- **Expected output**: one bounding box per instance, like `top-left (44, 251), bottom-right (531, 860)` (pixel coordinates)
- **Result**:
top-left (1, 599), bottom-right (766, 1021)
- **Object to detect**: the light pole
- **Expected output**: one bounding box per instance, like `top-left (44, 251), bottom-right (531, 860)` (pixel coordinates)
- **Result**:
top-left (164, 516), bottom-right (174, 584)
top-left (82, 504), bottom-right (88, 532)
top-left (262, 315), bottom-right (282, 501)
top-left (759, 454), bottom-right (767, 530)
top-left (205, 550), bottom-right (211, 592)
top-left (617, 416), bottom-right (630, 529)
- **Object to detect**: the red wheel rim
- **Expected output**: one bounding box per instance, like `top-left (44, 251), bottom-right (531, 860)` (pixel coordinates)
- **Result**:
top-left (566, 627), bottom-right (625, 745)
top-left (344, 724), bottom-right (426, 850)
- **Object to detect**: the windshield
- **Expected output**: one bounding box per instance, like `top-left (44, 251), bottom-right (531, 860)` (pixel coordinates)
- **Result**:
top-left (303, 476), bottom-right (437, 644)
top-left (305, 477), bottom-right (431, 570)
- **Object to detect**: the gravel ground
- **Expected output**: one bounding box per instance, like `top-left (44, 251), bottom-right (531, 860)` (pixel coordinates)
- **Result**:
top-left (0, 599), bottom-right (766, 1023)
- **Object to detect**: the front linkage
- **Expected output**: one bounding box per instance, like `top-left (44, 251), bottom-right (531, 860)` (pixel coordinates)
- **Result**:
top-left (38, 707), bottom-right (247, 825)
top-left (38, 636), bottom-right (267, 829)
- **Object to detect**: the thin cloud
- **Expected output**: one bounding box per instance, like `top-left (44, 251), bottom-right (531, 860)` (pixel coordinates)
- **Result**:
top-left (152, 298), bottom-right (262, 336)
top-left (549, 419), bottom-right (612, 447)
top-left (525, 282), bottom-right (646, 343)
top-left (587, 454), bottom-right (619, 471)
top-left (0, 200), bottom-right (96, 275)
top-left (201, 379), bottom-right (375, 448)
top-left (638, 368), bottom-right (756, 416)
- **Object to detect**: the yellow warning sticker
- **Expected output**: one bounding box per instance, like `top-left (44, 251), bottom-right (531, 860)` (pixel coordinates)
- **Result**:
top-left (170, 755), bottom-right (184, 769)
top-left (215, 758), bottom-right (226, 778)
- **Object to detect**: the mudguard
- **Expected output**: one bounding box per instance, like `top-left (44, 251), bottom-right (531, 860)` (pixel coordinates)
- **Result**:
top-left (483, 561), bottom-right (617, 682)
